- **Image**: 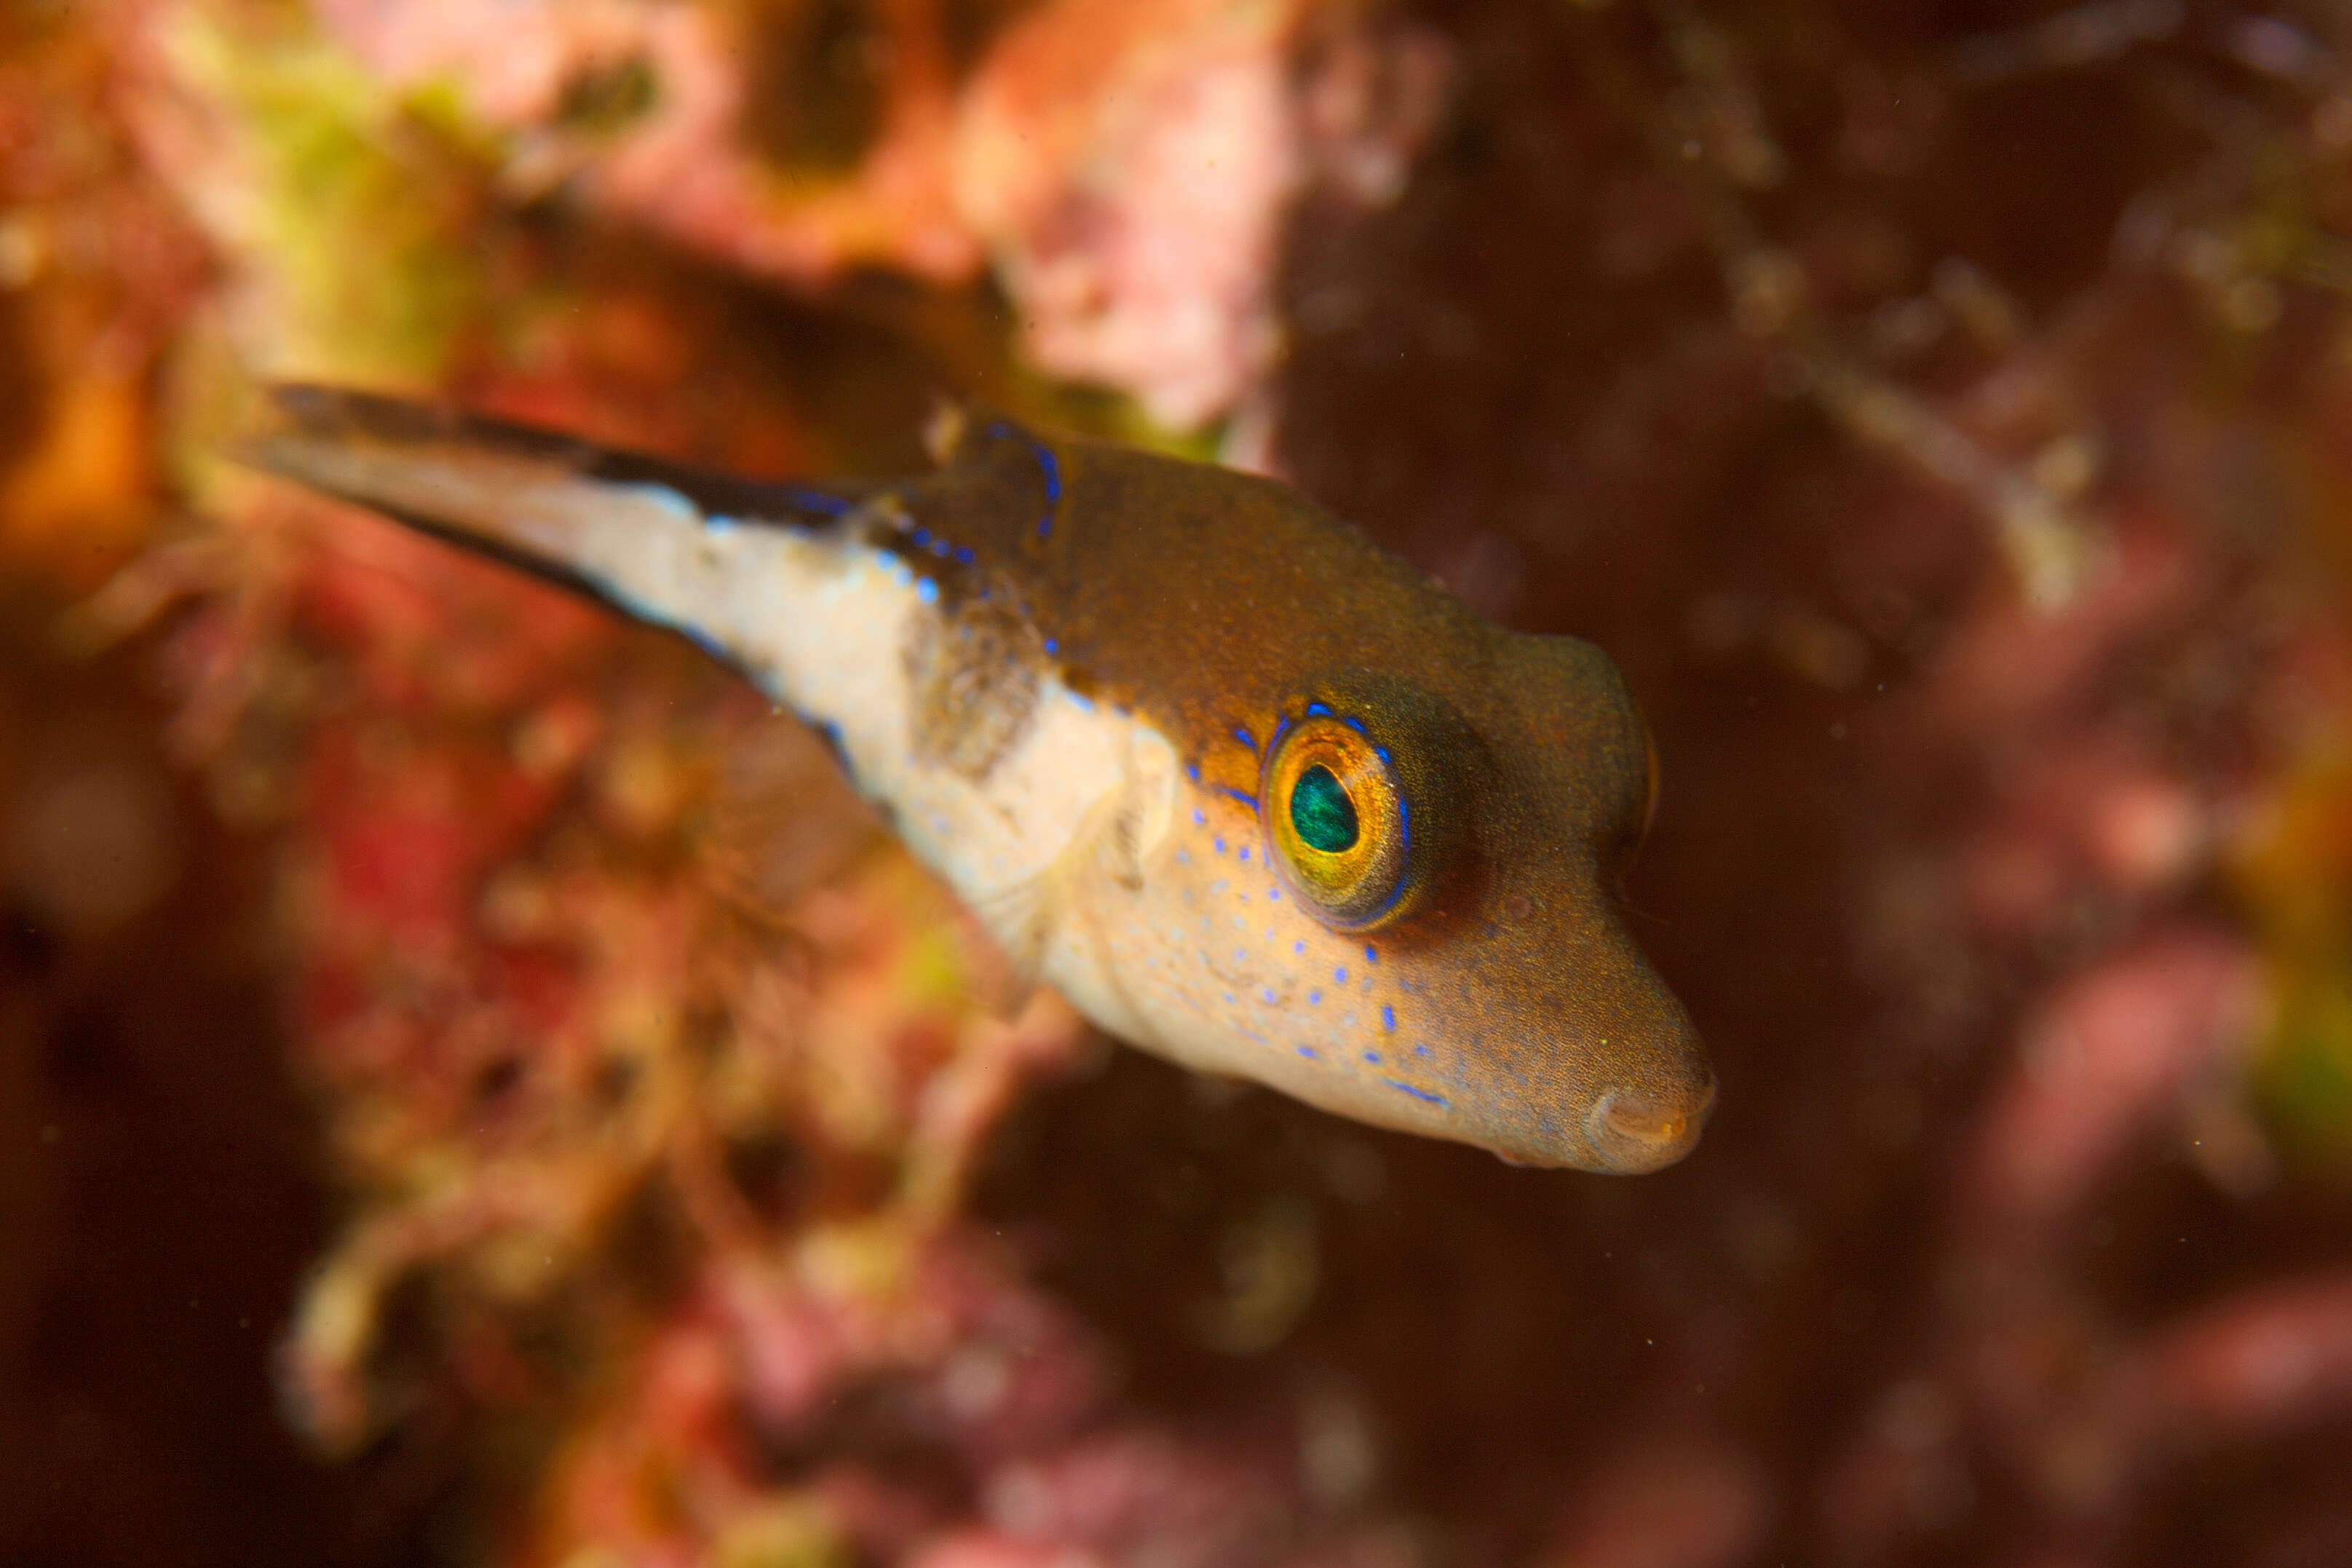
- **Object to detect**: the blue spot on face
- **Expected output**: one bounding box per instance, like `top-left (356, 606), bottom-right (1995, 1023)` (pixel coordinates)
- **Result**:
top-left (1382, 1005), bottom-right (1397, 1031)
top-left (1293, 940), bottom-right (1306, 954)
top-left (1025, 437), bottom-right (1061, 536)
top-left (783, 486), bottom-right (853, 518)
top-left (1363, 1050), bottom-right (1382, 1064)
top-left (1044, 637), bottom-right (1060, 654)
top-left (1308, 989), bottom-right (1322, 1005)
top-left (1238, 846), bottom-right (1251, 864)
top-left (1298, 1045), bottom-right (1319, 1059)
top-left (1305, 700), bottom-right (1333, 718)
top-left (1235, 726), bottom-right (1256, 751)
top-left (916, 578), bottom-right (939, 603)
top-left (1335, 967), bottom-right (1347, 984)
top-left (1414, 1043), bottom-right (1431, 1057)
top-left (1267, 887), bottom-right (1280, 901)
top-left (930, 536), bottom-right (952, 558)
top-left (1213, 836), bottom-right (1227, 855)
top-left (1214, 786), bottom-right (1259, 811)
top-left (1262, 989), bottom-right (1277, 1004)
top-left (1186, 761), bottom-right (1200, 782)
top-left (1383, 1079), bottom-right (1447, 1107)
top-left (1193, 808), bottom-right (1206, 825)
top-left (1365, 944), bottom-right (1379, 964)
top-left (955, 545), bottom-right (976, 564)
top-left (910, 526), bottom-right (931, 547)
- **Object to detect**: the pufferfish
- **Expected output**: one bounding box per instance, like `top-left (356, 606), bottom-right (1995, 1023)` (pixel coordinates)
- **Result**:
top-left (236, 385), bottom-right (1714, 1174)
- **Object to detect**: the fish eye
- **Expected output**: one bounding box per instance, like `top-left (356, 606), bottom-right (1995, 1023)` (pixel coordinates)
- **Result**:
top-left (1262, 711), bottom-right (1415, 930)
top-left (1291, 764), bottom-right (1358, 852)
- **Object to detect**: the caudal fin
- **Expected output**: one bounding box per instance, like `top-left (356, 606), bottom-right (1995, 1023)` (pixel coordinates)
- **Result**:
top-left (243, 384), bottom-right (866, 534)
top-left (231, 383), bottom-right (872, 660)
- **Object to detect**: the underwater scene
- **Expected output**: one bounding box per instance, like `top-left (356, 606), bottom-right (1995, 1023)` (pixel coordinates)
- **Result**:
top-left (5, 1), bottom-right (2352, 1564)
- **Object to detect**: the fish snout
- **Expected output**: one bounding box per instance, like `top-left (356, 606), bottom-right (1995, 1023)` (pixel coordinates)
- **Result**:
top-left (1583, 1073), bottom-right (1715, 1174)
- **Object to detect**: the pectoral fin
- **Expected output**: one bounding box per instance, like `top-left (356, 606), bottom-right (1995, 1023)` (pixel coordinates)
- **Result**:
top-left (966, 722), bottom-right (1176, 1021)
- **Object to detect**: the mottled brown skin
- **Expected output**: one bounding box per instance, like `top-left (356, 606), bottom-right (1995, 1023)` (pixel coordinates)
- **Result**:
top-left (887, 418), bottom-right (1714, 1169)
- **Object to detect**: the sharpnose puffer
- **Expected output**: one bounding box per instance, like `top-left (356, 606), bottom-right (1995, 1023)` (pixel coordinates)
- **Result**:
top-left (236, 385), bottom-right (1714, 1173)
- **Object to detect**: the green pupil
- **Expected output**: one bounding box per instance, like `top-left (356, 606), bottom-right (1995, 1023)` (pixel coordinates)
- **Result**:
top-left (1290, 764), bottom-right (1359, 854)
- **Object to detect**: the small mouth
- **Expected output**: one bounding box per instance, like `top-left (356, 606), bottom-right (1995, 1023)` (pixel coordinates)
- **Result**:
top-left (1585, 1080), bottom-right (1715, 1174)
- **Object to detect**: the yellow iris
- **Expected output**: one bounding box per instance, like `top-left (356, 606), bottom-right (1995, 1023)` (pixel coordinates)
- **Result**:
top-left (1262, 713), bottom-right (1412, 930)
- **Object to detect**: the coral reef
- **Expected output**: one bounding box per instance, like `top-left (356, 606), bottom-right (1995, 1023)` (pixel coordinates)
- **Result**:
top-left (7, 1), bottom-right (2352, 1566)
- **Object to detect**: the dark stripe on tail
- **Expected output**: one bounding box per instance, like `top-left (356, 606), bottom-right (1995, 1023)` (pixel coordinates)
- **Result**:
top-left (264, 384), bottom-right (871, 529)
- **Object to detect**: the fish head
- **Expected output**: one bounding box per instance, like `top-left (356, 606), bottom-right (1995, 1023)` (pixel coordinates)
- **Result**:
top-left (1230, 638), bottom-right (1713, 1173)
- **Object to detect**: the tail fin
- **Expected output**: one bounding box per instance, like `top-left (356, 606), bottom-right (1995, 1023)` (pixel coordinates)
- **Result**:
top-left (231, 383), bottom-right (871, 652)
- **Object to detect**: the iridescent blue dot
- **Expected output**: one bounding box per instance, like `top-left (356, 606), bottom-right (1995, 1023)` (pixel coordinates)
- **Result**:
top-left (1382, 1005), bottom-right (1397, 1031)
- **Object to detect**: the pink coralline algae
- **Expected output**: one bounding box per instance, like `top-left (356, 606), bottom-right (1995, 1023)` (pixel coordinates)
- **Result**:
top-left (313, 0), bottom-right (983, 285)
top-left (955, 0), bottom-right (1446, 429)
top-left (298, 0), bottom-right (1452, 429)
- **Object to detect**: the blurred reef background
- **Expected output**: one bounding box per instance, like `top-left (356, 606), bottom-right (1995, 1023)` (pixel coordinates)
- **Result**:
top-left (7, 1), bottom-right (2352, 1564)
